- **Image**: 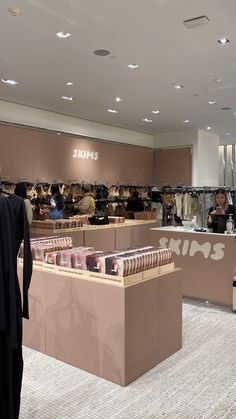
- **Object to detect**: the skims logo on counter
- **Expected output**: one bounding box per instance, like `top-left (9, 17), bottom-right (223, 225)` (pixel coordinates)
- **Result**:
top-left (159, 237), bottom-right (225, 261)
top-left (73, 149), bottom-right (99, 160)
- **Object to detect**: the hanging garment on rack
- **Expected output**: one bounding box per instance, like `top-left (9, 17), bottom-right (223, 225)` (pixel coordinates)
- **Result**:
top-left (234, 146), bottom-right (236, 189)
top-left (175, 193), bottom-right (183, 218)
top-left (151, 202), bottom-right (163, 220)
top-left (226, 145), bottom-right (234, 188)
top-left (219, 145), bottom-right (226, 186)
top-left (0, 194), bottom-right (32, 419)
top-left (183, 193), bottom-right (193, 220)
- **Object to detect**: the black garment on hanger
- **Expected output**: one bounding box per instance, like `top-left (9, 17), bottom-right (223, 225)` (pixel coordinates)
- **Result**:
top-left (0, 194), bottom-right (32, 419)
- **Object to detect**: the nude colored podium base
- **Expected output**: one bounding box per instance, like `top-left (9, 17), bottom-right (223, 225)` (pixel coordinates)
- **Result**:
top-left (21, 266), bottom-right (182, 386)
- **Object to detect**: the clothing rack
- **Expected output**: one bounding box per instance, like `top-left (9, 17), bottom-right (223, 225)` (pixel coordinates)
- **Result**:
top-left (159, 186), bottom-right (232, 227)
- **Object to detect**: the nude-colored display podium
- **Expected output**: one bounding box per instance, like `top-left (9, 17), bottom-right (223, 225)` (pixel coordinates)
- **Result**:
top-left (150, 227), bottom-right (236, 306)
top-left (30, 220), bottom-right (157, 251)
top-left (20, 265), bottom-right (182, 386)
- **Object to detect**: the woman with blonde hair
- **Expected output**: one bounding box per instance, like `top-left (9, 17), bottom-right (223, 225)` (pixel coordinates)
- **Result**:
top-left (207, 188), bottom-right (236, 233)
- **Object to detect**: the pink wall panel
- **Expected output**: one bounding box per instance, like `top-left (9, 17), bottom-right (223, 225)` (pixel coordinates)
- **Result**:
top-left (153, 147), bottom-right (192, 188)
top-left (0, 124), bottom-right (154, 184)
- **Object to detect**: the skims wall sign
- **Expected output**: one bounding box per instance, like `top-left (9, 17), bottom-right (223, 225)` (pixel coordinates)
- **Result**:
top-left (73, 149), bottom-right (99, 160)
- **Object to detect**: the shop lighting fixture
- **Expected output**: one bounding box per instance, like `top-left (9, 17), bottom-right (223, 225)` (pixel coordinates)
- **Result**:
top-left (217, 37), bottom-right (230, 45)
top-left (7, 6), bottom-right (21, 16)
top-left (208, 100), bottom-right (217, 105)
top-left (171, 83), bottom-right (184, 89)
top-left (61, 96), bottom-right (74, 101)
top-left (227, 132), bottom-right (231, 136)
top-left (1, 78), bottom-right (18, 85)
top-left (214, 78), bottom-right (221, 83)
top-left (142, 118), bottom-right (152, 123)
top-left (183, 119), bottom-right (189, 123)
top-left (115, 97), bottom-right (123, 102)
top-left (206, 126), bottom-right (212, 130)
top-left (65, 81), bottom-right (74, 86)
top-left (128, 64), bottom-right (139, 69)
top-left (56, 31), bottom-right (71, 39)
top-left (107, 109), bottom-right (118, 113)
top-left (152, 110), bottom-right (160, 114)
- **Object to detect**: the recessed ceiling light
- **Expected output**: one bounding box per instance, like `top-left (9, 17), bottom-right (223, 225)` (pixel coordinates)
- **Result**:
top-left (65, 81), bottom-right (74, 86)
top-left (107, 109), bottom-right (118, 113)
top-left (206, 126), bottom-right (212, 130)
top-left (171, 83), bottom-right (184, 89)
top-left (56, 31), bottom-right (71, 39)
top-left (7, 6), bottom-right (22, 16)
top-left (214, 78), bottom-right (221, 83)
top-left (217, 37), bottom-right (230, 45)
top-left (183, 119), bottom-right (189, 123)
top-left (94, 49), bottom-right (110, 56)
top-left (61, 96), bottom-right (74, 101)
top-left (208, 100), bottom-right (217, 105)
top-left (1, 78), bottom-right (18, 85)
top-left (152, 110), bottom-right (160, 114)
top-left (227, 132), bottom-right (231, 136)
top-left (142, 118), bottom-right (152, 123)
top-left (128, 64), bottom-right (139, 69)
top-left (115, 97), bottom-right (123, 102)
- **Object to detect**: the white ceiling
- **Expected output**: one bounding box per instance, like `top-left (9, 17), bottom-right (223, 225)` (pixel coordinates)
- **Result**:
top-left (1, 0), bottom-right (236, 139)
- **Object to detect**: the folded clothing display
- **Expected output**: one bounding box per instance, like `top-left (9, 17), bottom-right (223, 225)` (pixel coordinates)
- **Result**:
top-left (134, 212), bottom-right (156, 220)
top-left (31, 218), bottom-right (84, 230)
top-left (108, 216), bottom-right (125, 224)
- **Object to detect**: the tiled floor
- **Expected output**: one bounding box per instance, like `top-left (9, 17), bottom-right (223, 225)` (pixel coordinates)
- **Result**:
top-left (20, 300), bottom-right (236, 419)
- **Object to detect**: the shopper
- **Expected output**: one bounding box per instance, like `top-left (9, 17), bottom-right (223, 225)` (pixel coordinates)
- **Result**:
top-left (48, 184), bottom-right (64, 219)
top-left (14, 182), bottom-right (33, 226)
top-left (207, 188), bottom-right (236, 233)
top-left (74, 185), bottom-right (95, 215)
top-left (33, 184), bottom-right (51, 220)
top-left (126, 191), bottom-right (144, 213)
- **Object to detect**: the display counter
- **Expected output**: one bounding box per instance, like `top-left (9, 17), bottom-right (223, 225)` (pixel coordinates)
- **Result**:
top-left (19, 262), bottom-right (182, 386)
top-left (30, 220), bottom-right (158, 250)
top-left (150, 226), bottom-right (236, 306)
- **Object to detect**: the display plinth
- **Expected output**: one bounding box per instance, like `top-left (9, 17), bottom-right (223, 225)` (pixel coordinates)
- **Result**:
top-left (150, 227), bottom-right (236, 306)
top-left (19, 264), bottom-right (182, 386)
top-left (30, 220), bottom-right (157, 251)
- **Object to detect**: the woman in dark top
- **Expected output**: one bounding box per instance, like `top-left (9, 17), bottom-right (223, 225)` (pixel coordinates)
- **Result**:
top-left (207, 188), bottom-right (236, 233)
top-left (14, 182), bottom-right (33, 226)
top-left (126, 191), bottom-right (144, 212)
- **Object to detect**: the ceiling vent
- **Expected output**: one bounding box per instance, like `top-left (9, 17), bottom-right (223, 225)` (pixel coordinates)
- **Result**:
top-left (183, 16), bottom-right (210, 29)
top-left (221, 107), bottom-right (232, 110)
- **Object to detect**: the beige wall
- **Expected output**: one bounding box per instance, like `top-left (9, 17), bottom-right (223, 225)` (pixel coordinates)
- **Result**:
top-left (153, 147), bottom-right (192, 188)
top-left (0, 124), bottom-right (154, 184)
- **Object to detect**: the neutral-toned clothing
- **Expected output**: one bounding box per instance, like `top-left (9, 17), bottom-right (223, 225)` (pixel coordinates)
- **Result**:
top-left (24, 199), bottom-right (33, 226)
top-left (76, 193), bottom-right (95, 215)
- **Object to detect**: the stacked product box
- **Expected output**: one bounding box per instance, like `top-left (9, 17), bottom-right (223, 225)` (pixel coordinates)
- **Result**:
top-left (19, 236), bottom-right (73, 262)
top-left (44, 245), bottom-right (172, 277)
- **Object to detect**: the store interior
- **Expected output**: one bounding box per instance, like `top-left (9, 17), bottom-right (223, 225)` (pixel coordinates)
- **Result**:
top-left (0, 1), bottom-right (236, 419)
